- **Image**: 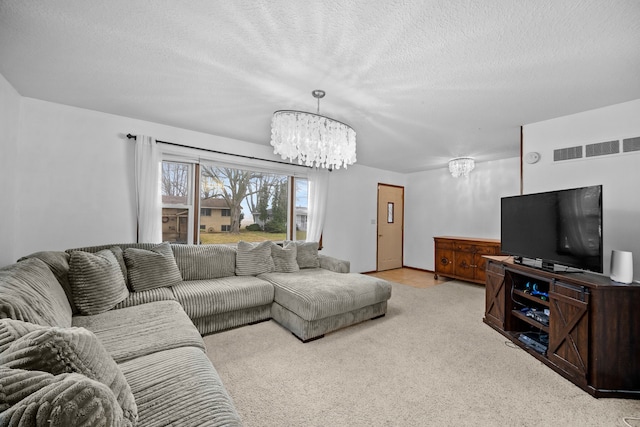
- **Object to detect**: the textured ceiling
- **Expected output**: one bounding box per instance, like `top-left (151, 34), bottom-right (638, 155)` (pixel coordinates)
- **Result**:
top-left (1, 0), bottom-right (639, 173)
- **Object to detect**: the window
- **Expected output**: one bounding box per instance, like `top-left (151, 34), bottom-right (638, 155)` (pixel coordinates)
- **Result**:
top-left (199, 164), bottom-right (290, 244)
top-left (294, 178), bottom-right (308, 241)
top-left (161, 161), bottom-right (194, 244)
top-left (161, 160), bottom-right (309, 245)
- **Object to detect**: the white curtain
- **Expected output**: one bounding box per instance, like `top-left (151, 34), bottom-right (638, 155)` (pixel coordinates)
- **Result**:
top-left (306, 168), bottom-right (330, 242)
top-left (135, 135), bottom-right (162, 243)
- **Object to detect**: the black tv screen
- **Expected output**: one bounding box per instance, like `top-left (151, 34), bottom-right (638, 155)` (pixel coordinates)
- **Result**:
top-left (501, 185), bottom-right (603, 273)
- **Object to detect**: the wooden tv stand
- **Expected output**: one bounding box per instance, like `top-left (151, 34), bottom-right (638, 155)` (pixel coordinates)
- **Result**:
top-left (483, 256), bottom-right (640, 399)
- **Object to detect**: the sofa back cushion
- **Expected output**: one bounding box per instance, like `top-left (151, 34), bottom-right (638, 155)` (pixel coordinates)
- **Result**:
top-left (172, 244), bottom-right (236, 280)
top-left (68, 249), bottom-right (130, 315)
top-left (124, 242), bottom-right (183, 291)
top-left (0, 258), bottom-right (72, 327)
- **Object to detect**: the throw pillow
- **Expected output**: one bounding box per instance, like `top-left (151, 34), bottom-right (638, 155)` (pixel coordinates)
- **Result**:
top-left (235, 241), bottom-right (275, 276)
top-left (68, 249), bottom-right (129, 315)
top-left (0, 367), bottom-right (124, 426)
top-left (271, 241), bottom-right (300, 273)
top-left (295, 241), bottom-right (321, 268)
top-left (0, 318), bottom-right (44, 353)
top-left (0, 257), bottom-right (73, 327)
top-left (0, 326), bottom-right (138, 426)
top-left (124, 242), bottom-right (183, 292)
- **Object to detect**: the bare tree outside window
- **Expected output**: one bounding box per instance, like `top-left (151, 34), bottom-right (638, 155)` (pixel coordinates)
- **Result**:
top-left (199, 165), bottom-right (290, 243)
top-left (162, 160), bottom-right (308, 245)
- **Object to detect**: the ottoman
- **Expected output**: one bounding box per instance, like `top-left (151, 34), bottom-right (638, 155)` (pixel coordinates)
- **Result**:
top-left (259, 268), bottom-right (392, 342)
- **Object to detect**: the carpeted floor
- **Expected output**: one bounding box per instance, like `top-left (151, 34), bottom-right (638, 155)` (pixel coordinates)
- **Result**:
top-left (203, 281), bottom-right (640, 426)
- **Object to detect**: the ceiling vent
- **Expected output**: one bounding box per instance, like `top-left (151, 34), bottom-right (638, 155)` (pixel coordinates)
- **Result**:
top-left (553, 146), bottom-right (583, 161)
top-left (623, 136), bottom-right (640, 153)
top-left (585, 140), bottom-right (619, 157)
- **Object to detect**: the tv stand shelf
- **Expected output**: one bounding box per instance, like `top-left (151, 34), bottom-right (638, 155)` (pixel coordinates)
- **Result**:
top-left (511, 310), bottom-right (549, 333)
top-left (512, 288), bottom-right (550, 307)
top-left (483, 256), bottom-right (640, 399)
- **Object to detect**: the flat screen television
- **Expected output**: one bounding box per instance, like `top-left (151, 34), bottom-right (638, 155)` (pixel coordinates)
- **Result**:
top-left (501, 185), bottom-right (603, 273)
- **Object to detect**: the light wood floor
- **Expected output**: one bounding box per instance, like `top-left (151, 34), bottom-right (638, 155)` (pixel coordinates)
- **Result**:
top-left (366, 267), bottom-right (451, 289)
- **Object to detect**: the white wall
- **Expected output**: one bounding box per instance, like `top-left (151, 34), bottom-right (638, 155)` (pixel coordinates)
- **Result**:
top-left (322, 165), bottom-right (406, 273)
top-left (0, 73), bottom-right (22, 266)
top-left (523, 99), bottom-right (640, 281)
top-left (10, 97), bottom-right (302, 259)
top-left (404, 157), bottom-right (521, 270)
top-left (5, 94), bottom-right (405, 272)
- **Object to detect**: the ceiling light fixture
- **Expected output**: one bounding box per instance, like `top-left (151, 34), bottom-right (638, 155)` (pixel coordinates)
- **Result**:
top-left (448, 157), bottom-right (475, 178)
top-left (270, 90), bottom-right (356, 169)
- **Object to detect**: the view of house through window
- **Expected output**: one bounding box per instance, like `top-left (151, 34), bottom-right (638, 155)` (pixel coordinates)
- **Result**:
top-left (161, 160), bottom-right (309, 245)
top-left (161, 161), bottom-right (193, 244)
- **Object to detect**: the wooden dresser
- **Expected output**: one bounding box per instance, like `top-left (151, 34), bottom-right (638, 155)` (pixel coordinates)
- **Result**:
top-left (433, 236), bottom-right (501, 285)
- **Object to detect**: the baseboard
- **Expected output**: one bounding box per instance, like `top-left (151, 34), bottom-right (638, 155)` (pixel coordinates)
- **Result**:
top-left (364, 266), bottom-right (435, 274)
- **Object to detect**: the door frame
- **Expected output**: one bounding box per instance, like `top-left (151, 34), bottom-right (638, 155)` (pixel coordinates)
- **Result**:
top-left (376, 183), bottom-right (405, 271)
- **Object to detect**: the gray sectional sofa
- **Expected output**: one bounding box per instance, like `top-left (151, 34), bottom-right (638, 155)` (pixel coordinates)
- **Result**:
top-left (0, 240), bottom-right (392, 426)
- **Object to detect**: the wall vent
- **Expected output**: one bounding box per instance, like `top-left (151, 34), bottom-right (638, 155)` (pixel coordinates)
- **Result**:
top-left (623, 136), bottom-right (640, 153)
top-left (585, 140), bottom-right (619, 157)
top-left (554, 146), bottom-right (583, 161)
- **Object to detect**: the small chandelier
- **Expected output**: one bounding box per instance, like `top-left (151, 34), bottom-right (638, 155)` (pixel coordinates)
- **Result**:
top-left (448, 157), bottom-right (475, 178)
top-left (270, 90), bottom-right (356, 169)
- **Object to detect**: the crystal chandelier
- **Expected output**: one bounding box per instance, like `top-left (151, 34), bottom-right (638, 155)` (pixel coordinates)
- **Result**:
top-left (270, 90), bottom-right (356, 169)
top-left (448, 157), bottom-right (475, 178)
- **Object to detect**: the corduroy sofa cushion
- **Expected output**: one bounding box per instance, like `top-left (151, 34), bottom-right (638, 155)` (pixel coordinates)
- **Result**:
top-left (113, 286), bottom-right (176, 309)
top-left (172, 276), bottom-right (275, 318)
top-left (172, 244), bottom-right (236, 280)
top-left (124, 242), bottom-right (183, 291)
top-left (119, 346), bottom-right (242, 426)
top-left (260, 268), bottom-right (393, 321)
top-left (68, 249), bottom-right (129, 315)
top-left (0, 258), bottom-right (72, 327)
top-left (72, 300), bottom-right (204, 363)
top-left (235, 240), bottom-right (275, 276)
top-left (0, 325), bottom-right (138, 426)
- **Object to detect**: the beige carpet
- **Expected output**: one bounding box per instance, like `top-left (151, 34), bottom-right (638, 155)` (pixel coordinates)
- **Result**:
top-left (203, 281), bottom-right (640, 427)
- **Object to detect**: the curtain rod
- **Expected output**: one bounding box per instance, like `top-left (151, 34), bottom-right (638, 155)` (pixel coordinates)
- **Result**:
top-left (126, 133), bottom-right (309, 168)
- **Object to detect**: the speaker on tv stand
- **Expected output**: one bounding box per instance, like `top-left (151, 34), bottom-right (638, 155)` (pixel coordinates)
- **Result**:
top-left (610, 250), bottom-right (634, 284)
